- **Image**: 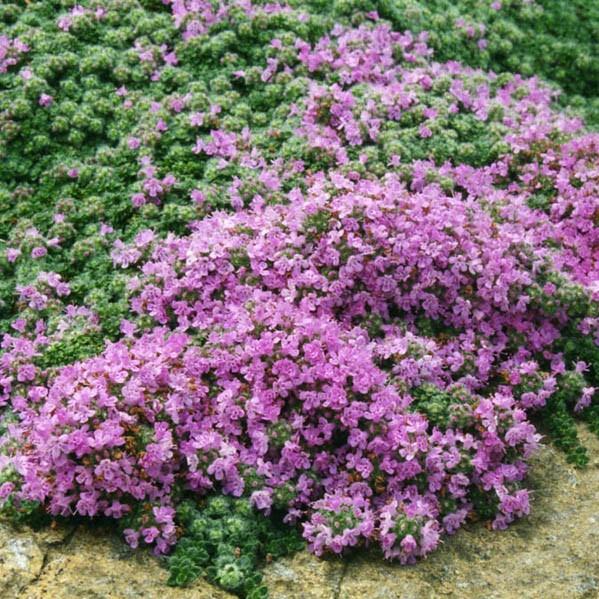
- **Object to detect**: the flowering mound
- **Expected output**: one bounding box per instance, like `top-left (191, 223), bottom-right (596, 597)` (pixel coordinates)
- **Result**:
top-left (0, 1), bottom-right (598, 597)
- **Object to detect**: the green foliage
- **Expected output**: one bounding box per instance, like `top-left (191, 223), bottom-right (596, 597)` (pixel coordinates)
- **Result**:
top-left (167, 496), bottom-right (304, 597)
top-left (537, 373), bottom-right (589, 467)
top-left (37, 329), bottom-right (105, 369)
top-left (410, 383), bottom-right (476, 431)
top-left (469, 485), bottom-right (500, 521)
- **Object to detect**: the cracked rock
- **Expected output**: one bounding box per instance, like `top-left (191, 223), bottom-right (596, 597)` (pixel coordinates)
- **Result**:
top-left (262, 551), bottom-right (345, 599)
top-left (0, 524), bottom-right (45, 596)
top-left (23, 525), bottom-right (233, 599)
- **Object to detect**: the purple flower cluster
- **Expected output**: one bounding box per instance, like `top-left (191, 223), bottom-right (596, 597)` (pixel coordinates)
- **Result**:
top-left (0, 35), bottom-right (29, 74)
top-left (57, 4), bottom-right (106, 33)
top-left (166, 0), bottom-right (298, 42)
top-left (295, 22), bottom-right (579, 164)
top-left (5, 225), bottom-right (61, 267)
top-left (4, 152), bottom-right (597, 557)
top-left (0, 297), bottom-right (539, 559)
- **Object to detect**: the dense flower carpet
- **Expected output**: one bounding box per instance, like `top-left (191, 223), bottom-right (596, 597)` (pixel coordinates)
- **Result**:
top-left (0, 1), bottom-right (598, 597)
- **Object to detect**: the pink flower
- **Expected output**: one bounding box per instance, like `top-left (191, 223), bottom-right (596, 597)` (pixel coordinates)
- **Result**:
top-left (419, 125), bottom-right (432, 138)
top-left (250, 489), bottom-right (273, 512)
top-left (131, 193), bottom-right (146, 207)
top-left (575, 387), bottom-right (595, 413)
top-left (190, 189), bottom-right (205, 203)
top-left (124, 529), bottom-right (140, 549)
top-left (6, 248), bottom-right (21, 263)
top-left (39, 93), bottom-right (54, 107)
top-left (31, 246), bottom-right (48, 259)
top-left (142, 527), bottom-right (160, 544)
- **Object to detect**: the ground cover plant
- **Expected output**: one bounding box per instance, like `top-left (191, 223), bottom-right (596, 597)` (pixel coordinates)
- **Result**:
top-left (0, 1), bottom-right (598, 597)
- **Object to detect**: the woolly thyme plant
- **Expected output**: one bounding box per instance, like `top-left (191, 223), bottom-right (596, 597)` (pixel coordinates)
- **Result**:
top-left (0, 1), bottom-right (598, 597)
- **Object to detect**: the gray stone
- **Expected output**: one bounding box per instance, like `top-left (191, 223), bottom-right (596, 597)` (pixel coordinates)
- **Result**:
top-left (0, 525), bottom-right (44, 596)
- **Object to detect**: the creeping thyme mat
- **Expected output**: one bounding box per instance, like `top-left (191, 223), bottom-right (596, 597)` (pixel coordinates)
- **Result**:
top-left (0, 1), bottom-right (598, 597)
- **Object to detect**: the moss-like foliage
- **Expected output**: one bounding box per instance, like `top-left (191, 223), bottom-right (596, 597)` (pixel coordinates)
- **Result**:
top-left (410, 384), bottom-right (476, 431)
top-left (167, 496), bottom-right (304, 597)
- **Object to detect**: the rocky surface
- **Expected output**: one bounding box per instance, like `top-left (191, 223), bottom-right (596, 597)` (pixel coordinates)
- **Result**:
top-left (0, 520), bottom-right (232, 599)
top-left (1, 425), bottom-right (597, 599)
